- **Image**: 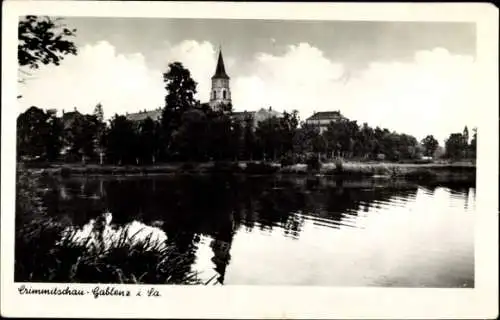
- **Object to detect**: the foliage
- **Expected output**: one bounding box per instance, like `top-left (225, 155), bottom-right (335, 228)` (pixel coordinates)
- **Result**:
top-left (137, 117), bottom-right (162, 164)
top-left (18, 16), bottom-right (77, 69)
top-left (161, 62), bottom-right (199, 157)
top-left (15, 171), bottom-right (204, 284)
top-left (255, 110), bottom-right (299, 161)
top-left (17, 106), bottom-right (63, 161)
top-left (469, 128), bottom-right (477, 159)
top-left (306, 154), bottom-right (321, 172)
top-left (64, 113), bottom-right (100, 162)
top-left (244, 162), bottom-right (279, 174)
top-left (242, 113), bottom-right (257, 160)
top-left (16, 62), bottom-right (475, 166)
top-left (421, 135), bottom-right (439, 157)
top-left (445, 132), bottom-right (469, 160)
top-left (105, 115), bottom-right (139, 165)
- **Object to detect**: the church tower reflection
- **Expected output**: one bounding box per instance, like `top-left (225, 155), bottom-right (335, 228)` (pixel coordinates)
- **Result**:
top-left (209, 212), bottom-right (236, 284)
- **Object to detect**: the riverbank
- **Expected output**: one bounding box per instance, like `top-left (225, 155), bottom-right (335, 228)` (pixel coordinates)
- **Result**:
top-left (18, 160), bottom-right (476, 183)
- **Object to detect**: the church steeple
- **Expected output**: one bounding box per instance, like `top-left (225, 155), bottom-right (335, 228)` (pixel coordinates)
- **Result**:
top-left (212, 49), bottom-right (229, 79)
top-left (209, 47), bottom-right (231, 111)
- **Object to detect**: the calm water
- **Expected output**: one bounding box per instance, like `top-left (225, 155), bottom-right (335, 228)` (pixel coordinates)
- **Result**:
top-left (29, 174), bottom-right (475, 287)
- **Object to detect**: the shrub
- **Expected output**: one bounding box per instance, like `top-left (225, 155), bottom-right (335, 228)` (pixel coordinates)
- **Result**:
top-left (244, 162), bottom-right (279, 174)
top-left (212, 161), bottom-right (241, 173)
top-left (280, 154), bottom-right (295, 167)
top-left (403, 169), bottom-right (438, 182)
top-left (60, 167), bottom-right (71, 178)
top-left (181, 162), bottom-right (195, 172)
top-left (306, 155), bottom-right (321, 172)
top-left (15, 184), bottom-right (208, 285)
top-left (334, 158), bottom-right (344, 173)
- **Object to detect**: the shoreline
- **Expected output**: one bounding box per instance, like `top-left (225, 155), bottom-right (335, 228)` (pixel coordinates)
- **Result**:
top-left (18, 160), bottom-right (476, 184)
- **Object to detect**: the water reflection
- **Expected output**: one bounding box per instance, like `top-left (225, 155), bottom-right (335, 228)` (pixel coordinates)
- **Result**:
top-left (34, 174), bottom-right (475, 287)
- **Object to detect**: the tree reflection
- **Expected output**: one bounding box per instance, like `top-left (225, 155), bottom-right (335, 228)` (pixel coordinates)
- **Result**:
top-left (30, 174), bottom-right (473, 284)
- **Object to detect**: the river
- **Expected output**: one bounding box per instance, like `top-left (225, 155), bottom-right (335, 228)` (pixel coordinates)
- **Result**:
top-left (18, 173), bottom-right (475, 287)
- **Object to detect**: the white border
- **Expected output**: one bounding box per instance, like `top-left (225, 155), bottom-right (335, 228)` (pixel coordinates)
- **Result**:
top-left (2, 1), bottom-right (498, 318)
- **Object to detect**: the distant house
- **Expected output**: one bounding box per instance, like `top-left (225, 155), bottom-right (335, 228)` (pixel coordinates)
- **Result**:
top-left (61, 109), bottom-right (83, 130)
top-left (125, 106), bottom-right (283, 130)
top-left (125, 108), bottom-right (162, 122)
top-left (232, 107), bottom-right (283, 128)
top-left (305, 111), bottom-right (347, 133)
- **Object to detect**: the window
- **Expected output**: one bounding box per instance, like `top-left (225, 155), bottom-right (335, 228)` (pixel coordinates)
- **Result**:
top-left (222, 89), bottom-right (227, 99)
top-left (212, 90), bottom-right (216, 100)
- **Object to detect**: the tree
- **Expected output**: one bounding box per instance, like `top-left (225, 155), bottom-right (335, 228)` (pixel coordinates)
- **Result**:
top-left (137, 117), bottom-right (162, 164)
top-left (255, 117), bottom-right (283, 161)
top-left (278, 110), bottom-right (300, 158)
top-left (18, 15), bottom-right (77, 92)
top-left (160, 62), bottom-right (199, 157)
top-left (231, 119), bottom-right (244, 161)
top-left (65, 114), bottom-right (100, 163)
top-left (242, 113), bottom-right (257, 160)
top-left (206, 111), bottom-right (234, 161)
top-left (16, 106), bottom-right (63, 161)
top-left (323, 120), bottom-right (355, 158)
top-left (172, 109), bottom-right (210, 161)
top-left (93, 103), bottom-right (106, 164)
top-left (18, 16), bottom-right (77, 69)
top-left (445, 133), bottom-right (467, 160)
top-left (463, 126), bottom-right (470, 158)
top-left (45, 110), bottom-right (64, 161)
top-left (106, 115), bottom-right (138, 165)
top-left (463, 126), bottom-right (469, 145)
top-left (357, 123), bottom-right (375, 159)
top-left (421, 135), bottom-right (439, 157)
top-left (17, 106), bottom-right (49, 159)
top-left (293, 122), bottom-right (321, 156)
top-left (93, 103), bottom-right (104, 122)
top-left (469, 127), bottom-right (477, 160)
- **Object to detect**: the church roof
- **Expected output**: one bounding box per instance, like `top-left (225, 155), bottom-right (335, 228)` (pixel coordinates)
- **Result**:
top-left (212, 49), bottom-right (229, 79)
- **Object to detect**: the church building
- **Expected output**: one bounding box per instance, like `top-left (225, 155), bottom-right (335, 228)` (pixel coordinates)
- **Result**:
top-left (126, 48), bottom-right (281, 125)
top-left (209, 49), bottom-right (232, 110)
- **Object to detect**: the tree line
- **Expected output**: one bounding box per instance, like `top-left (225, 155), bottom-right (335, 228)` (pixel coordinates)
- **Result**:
top-left (17, 62), bottom-right (477, 165)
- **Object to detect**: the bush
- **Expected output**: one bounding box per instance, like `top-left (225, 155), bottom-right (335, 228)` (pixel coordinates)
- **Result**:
top-left (280, 154), bottom-right (295, 167)
top-left (334, 158), bottom-right (343, 173)
top-left (403, 169), bottom-right (438, 182)
top-left (306, 155), bottom-right (321, 172)
top-left (244, 162), bottom-right (279, 174)
top-left (15, 178), bottom-right (208, 285)
top-left (60, 167), bottom-right (71, 177)
top-left (212, 161), bottom-right (241, 173)
top-left (181, 162), bottom-right (195, 172)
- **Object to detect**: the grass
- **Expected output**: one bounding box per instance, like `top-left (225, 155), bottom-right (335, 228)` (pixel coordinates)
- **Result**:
top-left (15, 170), bottom-right (209, 284)
top-left (19, 159), bottom-right (476, 184)
top-left (278, 160), bottom-right (475, 183)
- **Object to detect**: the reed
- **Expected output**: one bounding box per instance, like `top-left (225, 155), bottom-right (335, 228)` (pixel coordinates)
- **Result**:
top-left (15, 171), bottom-right (205, 284)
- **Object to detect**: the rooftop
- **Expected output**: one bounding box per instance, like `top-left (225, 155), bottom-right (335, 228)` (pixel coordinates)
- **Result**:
top-left (212, 49), bottom-right (229, 80)
top-left (232, 111), bottom-right (257, 121)
top-left (306, 111), bottom-right (344, 121)
top-left (125, 108), bottom-right (162, 122)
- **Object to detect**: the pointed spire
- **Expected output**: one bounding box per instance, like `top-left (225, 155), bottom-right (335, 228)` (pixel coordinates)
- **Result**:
top-left (212, 47), bottom-right (229, 79)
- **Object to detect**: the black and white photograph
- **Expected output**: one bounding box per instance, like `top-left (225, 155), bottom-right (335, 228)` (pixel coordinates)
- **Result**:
top-left (1, 1), bottom-right (498, 319)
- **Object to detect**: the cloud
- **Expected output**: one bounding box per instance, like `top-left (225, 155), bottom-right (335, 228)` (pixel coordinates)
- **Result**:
top-left (160, 40), bottom-right (216, 102)
top-left (341, 47), bottom-right (478, 143)
top-left (232, 44), bottom-right (477, 144)
top-left (18, 40), bottom-right (477, 144)
top-left (18, 41), bottom-right (165, 119)
top-left (233, 42), bottom-right (344, 113)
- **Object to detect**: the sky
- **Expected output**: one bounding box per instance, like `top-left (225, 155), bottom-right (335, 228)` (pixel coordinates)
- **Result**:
top-left (17, 18), bottom-right (478, 144)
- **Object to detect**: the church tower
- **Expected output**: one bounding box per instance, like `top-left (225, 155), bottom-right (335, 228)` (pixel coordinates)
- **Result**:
top-left (209, 48), bottom-right (231, 110)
